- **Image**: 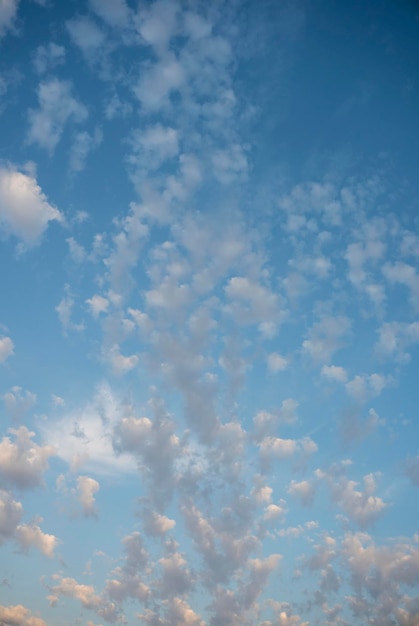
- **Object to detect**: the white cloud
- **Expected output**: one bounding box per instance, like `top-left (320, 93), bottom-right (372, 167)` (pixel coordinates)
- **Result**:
top-left (383, 261), bottom-right (419, 311)
top-left (86, 294), bottom-right (109, 318)
top-left (2, 386), bottom-right (36, 421)
top-left (0, 489), bottom-right (22, 543)
top-left (69, 128), bottom-right (103, 173)
top-left (33, 42), bottom-right (65, 74)
top-left (27, 79), bottom-right (88, 153)
top-left (0, 335), bottom-right (14, 362)
top-left (0, 426), bottom-right (55, 489)
top-left (321, 364), bottom-right (348, 383)
top-left (55, 287), bottom-right (85, 334)
top-left (288, 479), bottom-right (316, 506)
top-left (15, 521), bottom-right (58, 558)
top-left (66, 16), bottom-right (106, 57)
top-left (318, 465), bottom-right (388, 527)
top-left (0, 604), bottom-right (47, 626)
top-left (135, 0), bottom-right (179, 51)
top-left (0, 0), bottom-right (18, 39)
top-left (76, 475), bottom-right (100, 517)
top-left (0, 165), bottom-right (62, 246)
top-left (302, 315), bottom-right (351, 364)
top-left (41, 384), bottom-right (136, 476)
top-left (47, 575), bottom-right (103, 610)
top-left (129, 124), bottom-right (179, 171)
top-left (267, 352), bottom-right (288, 373)
top-left (212, 144), bottom-right (248, 184)
top-left (345, 372), bottom-right (391, 403)
top-left (133, 54), bottom-right (185, 111)
top-left (89, 0), bottom-right (130, 28)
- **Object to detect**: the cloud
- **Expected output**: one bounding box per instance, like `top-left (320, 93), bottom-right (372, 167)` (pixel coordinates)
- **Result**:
top-left (302, 315), bottom-right (351, 364)
top-left (69, 128), bottom-right (103, 173)
top-left (2, 386), bottom-right (36, 421)
top-left (0, 604), bottom-right (47, 626)
top-left (0, 165), bottom-right (62, 246)
top-left (0, 489), bottom-right (22, 543)
top-left (27, 79), bottom-right (88, 153)
top-left (55, 287), bottom-right (85, 334)
top-left (267, 352), bottom-right (288, 373)
top-left (0, 426), bottom-right (55, 490)
top-left (15, 521), bottom-right (58, 557)
top-left (321, 364), bottom-right (348, 383)
top-left (288, 479), bottom-right (316, 506)
top-left (66, 15), bottom-right (106, 57)
top-left (0, 335), bottom-right (14, 362)
top-left (76, 475), bottom-right (100, 517)
top-left (405, 455), bottom-right (419, 487)
top-left (86, 294), bottom-right (110, 318)
top-left (317, 465), bottom-right (388, 527)
top-left (41, 384), bottom-right (136, 476)
top-left (0, 0), bottom-right (18, 39)
top-left (32, 42), bottom-right (65, 74)
top-left (89, 0), bottom-right (130, 28)
top-left (48, 576), bottom-right (104, 610)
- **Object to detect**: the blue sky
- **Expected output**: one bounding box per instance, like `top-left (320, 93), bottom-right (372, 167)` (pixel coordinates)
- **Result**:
top-left (1, 0), bottom-right (419, 624)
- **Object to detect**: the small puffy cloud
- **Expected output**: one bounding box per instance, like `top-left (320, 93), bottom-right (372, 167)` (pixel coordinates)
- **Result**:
top-left (267, 352), bottom-right (288, 373)
top-left (15, 521), bottom-right (58, 557)
top-left (288, 479), bottom-right (316, 506)
top-left (319, 465), bottom-right (388, 527)
top-left (133, 54), bottom-right (185, 111)
top-left (212, 144), bottom-right (248, 184)
top-left (129, 123), bottom-right (179, 171)
top-left (89, 0), bottom-right (130, 28)
top-left (345, 372), bottom-right (391, 403)
top-left (0, 0), bottom-right (18, 39)
top-left (47, 575), bottom-right (103, 609)
top-left (141, 508), bottom-right (176, 536)
top-left (321, 364), bottom-right (348, 383)
top-left (41, 384), bottom-right (136, 476)
top-left (0, 604), bottom-right (47, 626)
top-left (66, 15), bottom-right (106, 57)
top-left (33, 42), bottom-right (65, 74)
top-left (0, 165), bottom-right (62, 246)
top-left (55, 288), bottom-right (85, 334)
top-left (27, 79), bottom-right (88, 154)
top-left (69, 128), bottom-right (103, 173)
top-left (0, 489), bottom-right (23, 543)
top-left (136, 0), bottom-right (179, 51)
top-left (302, 315), bottom-right (351, 364)
top-left (76, 475), bottom-right (100, 517)
top-left (86, 294), bottom-right (109, 318)
top-left (0, 335), bottom-right (14, 362)
top-left (405, 455), bottom-right (419, 487)
top-left (3, 386), bottom-right (36, 421)
top-left (0, 426), bottom-right (55, 489)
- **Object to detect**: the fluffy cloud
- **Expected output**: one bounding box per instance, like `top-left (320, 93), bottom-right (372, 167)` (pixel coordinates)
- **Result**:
top-left (0, 426), bottom-right (55, 489)
top-left (0, 335), bottom-right (14, 362)
top-left (27, 79), bottom-right (87, 153)
top-left (3, 386), bottom-right (36, 421)
top-left (0, 604), bottom-right (47, 626)
top-left (76, 475), bottom-right (100, 517)
top-left (0, 165), bottom-right (62, 246)
top-left (89, 0), bottom-right (130, 28)
top-left (32, 42), bottom-right (65, 74)
top-left (0, 0), bottom-right (18, 39)
top-left (302, 315), bottom-right (351, 364)
top-left (317, 465), bottom-right (388, 527)
top-left (0, 489), bottom-right (22, 543)
top-left (15, 521), bottom-right (58, 558)
top-left (66, 16), bottom-right (106, 58)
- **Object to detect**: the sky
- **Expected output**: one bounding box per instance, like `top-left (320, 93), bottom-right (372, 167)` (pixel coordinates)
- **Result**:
top-left (0, 0), bottom-right (419, 624)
